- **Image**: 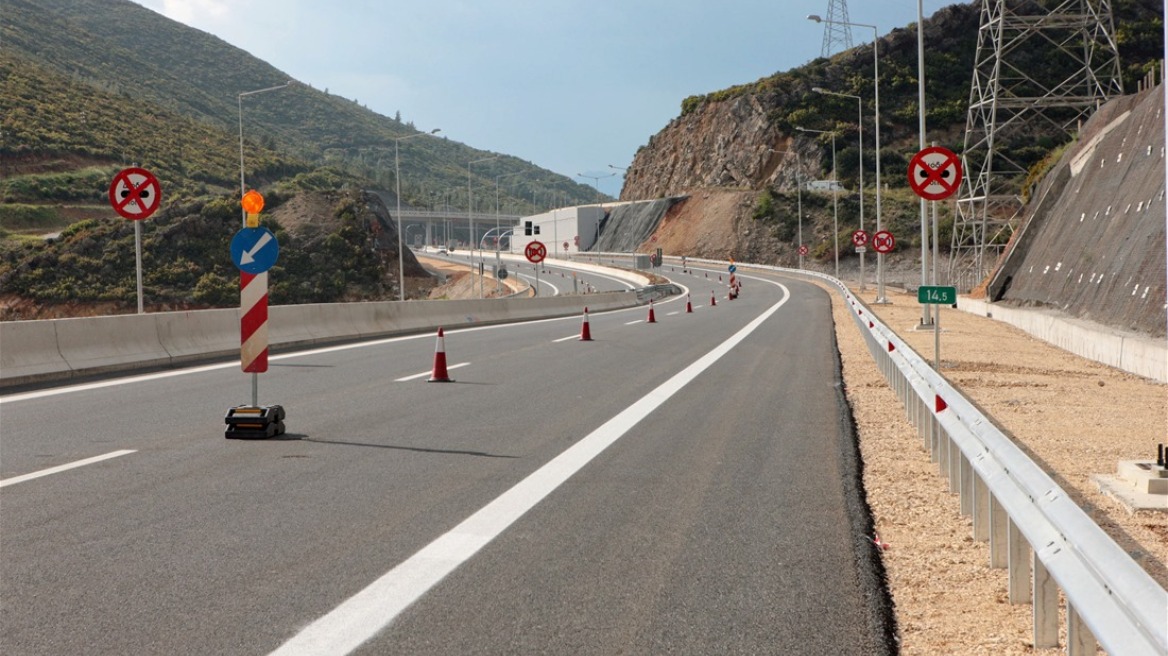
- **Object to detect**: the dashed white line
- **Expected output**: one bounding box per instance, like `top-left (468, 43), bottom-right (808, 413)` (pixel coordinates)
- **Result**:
top-left (394, 363), bottom-right (471, 382)
top-left (0, 450), bottom-right (137, 488)
top-left (624, 320), bottom-right (644, 325)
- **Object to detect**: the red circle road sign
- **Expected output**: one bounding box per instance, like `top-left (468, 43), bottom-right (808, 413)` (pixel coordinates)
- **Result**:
top-left (109, 167), bottom-right (162, 220)
top-left (872, 230), bottom-right (896, 253)
top-left (525, 240), bottom-right (547, 263)
top-left (851, 230), bottom-right (869, 247)
top-left (907, 146), bottom-right (962, 201)
top-left (797, 244), bottom-right (809, 256)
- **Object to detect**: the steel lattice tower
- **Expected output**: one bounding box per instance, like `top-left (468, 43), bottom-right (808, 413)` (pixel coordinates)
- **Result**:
top-left (819, 0), bottom-right (854, 58)
top-left (949, 0), bottom-right (1123, 290)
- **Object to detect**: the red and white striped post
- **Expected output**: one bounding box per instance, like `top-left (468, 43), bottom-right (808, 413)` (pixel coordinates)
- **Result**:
top-left (240, 271), bottom-right (269, 405)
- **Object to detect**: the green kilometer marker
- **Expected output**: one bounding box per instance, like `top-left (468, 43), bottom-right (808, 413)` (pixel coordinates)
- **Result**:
top-left (918, 285), bottom-right (957, 305)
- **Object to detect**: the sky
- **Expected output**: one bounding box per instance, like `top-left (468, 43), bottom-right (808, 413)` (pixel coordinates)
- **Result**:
top-left (129, 0), bottom-right (954, 198)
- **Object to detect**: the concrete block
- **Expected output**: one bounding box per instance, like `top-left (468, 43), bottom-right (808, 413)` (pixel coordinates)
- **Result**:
top-left (154, 309), bottom-right (238, 364)
top-left (0, 320), bottom-right (70, 382)
top-left (54, 314), bottom-right (170, 374)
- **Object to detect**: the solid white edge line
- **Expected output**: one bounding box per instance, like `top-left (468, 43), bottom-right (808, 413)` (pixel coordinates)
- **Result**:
top-left (0, 449), bottom-right (137, 488)
top-left (268, 283), bottom-right (790, 656)
top-left (393, 362), bottom-right (471, 382)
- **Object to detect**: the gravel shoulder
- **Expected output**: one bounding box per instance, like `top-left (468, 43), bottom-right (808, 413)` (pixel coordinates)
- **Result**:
top-left (829, 284), bottom-right (1167, 654)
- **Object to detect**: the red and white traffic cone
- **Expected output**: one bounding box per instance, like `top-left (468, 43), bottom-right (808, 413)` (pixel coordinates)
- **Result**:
top-left (580, 306), bottom-right (593, 341)
top-left (719, 275), bottom-right (722, 282)
top-left (710, 291), bottom-right (717, 306)
top-left (427, 327), bottom-right (454, 382)
top-left (647, 299), bottom-right (657, 323)
top-left (685, 294), bottom-right (693, 313)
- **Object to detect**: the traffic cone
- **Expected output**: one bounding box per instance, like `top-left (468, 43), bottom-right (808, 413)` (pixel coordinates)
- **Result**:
top-left (647, 300), bottom-right (657, 323)
top-left (719, 275), bottom-right (722, 282)
top-left (710, 291), bottom-right (717, 306)
top-left (580, 307), bottom-right (593, 341)
top-left (686, 294), bottom-right (693, 313)
top-left (704, 272), bottom-right (708, 278)
top-left (427, 327), bottom-right (454, 382)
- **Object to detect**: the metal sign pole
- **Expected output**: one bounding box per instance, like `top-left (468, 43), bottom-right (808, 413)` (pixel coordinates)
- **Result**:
top-left (134, 221), bottom-right (144, 314)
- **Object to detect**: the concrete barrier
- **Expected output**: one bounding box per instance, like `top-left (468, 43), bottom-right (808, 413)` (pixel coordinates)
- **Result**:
top-left (54, 314), bottom-right (171, 375)
top-left (0, 320), bottom-right (69, 382)
top-left (0, 291), bottom-right (642, 389)
top-left (957, 297), bottom-right (1166, 383)
top-left (155, 309), bottom-right (238, 364)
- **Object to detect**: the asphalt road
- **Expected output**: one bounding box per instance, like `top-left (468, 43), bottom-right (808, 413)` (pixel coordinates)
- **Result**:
top-left (0, 265), bottom-right (893, 655)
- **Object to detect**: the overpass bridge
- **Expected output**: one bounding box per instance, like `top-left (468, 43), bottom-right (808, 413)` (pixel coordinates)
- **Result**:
top-left (396, 209), bottom-right (523, 248)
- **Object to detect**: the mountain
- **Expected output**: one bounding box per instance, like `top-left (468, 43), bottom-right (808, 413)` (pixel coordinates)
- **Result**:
top-left (621, 0), bottom-right (1163, 265)
top-left (0, 0), bottom-right (602, 223)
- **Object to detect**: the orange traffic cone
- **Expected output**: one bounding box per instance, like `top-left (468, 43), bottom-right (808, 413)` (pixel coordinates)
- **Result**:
top-left (685, 294), bottom-right (693, 313)
top-left (647, 299), bottom-right (657, 323)
top-left (710, 291), bottom-right (717, 307)
top-left (580, 307), bottom-right (593, 341)
top-left (427, 327), bottom-right (454, 382)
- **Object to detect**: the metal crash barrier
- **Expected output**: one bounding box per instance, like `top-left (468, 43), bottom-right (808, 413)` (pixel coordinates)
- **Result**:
top-left (667, 255), bottom-right (1168, 656)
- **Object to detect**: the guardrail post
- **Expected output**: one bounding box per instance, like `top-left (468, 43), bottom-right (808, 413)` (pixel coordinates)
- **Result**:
top-left (938, 427), bottom-right (950, 476)
top-left (990, 494), bottom-right (1008, 568)
top-left (930, 418), bottom-right (940, 463)
top-left (948, 433), bottom-right (960, 493)
top-left (959, 453), bottom-right (973, 516)
top-left (1067, 603), bottom-right (1098, 655)
top-left (972, 471), bottom-right (990, 541)
top-left (1007, 518), bottom-right (1032, 604)
top-left (1032, 550), bottom-right (1059, 648)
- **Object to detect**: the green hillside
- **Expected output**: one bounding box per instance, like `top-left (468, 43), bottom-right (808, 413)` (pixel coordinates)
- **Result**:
top-left (1, 0), bottom-right (601, 223)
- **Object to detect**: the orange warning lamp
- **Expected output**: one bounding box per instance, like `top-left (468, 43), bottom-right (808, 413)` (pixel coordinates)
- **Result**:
top-left (242, 190), bottom-right (264, 214)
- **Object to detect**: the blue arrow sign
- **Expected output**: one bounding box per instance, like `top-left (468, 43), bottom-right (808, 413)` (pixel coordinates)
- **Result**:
top-left (231, 227), bottom-right (279, 274)
top-left (728, 264), bottom-right (737, 274)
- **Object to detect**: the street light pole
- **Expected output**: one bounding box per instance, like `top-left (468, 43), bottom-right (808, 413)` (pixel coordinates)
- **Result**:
top-left (468, 156), bottom-right (498, 298)
top-left (238, 81), bottom-right (292, 226)
top-left (796, 127), bottom-right (839, 278)
top-left (394, 128), bottom-right (441, 301)
top-left (813, 87), bottom-right (865, 290)
top-left (808, 14), bottom-right (884, 301)
top-left (578, 172), bottom-right (616, 253)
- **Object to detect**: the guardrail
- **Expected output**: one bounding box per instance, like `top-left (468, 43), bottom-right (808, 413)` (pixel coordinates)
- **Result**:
top-left (669, 255), bottom-right (1167, 655)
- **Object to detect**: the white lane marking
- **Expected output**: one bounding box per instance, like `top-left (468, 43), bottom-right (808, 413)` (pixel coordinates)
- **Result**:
top-left (268, 284), bottom-right (791, 656)
top-left (552, 334), bottom-right (580, 343)
top-left (393, 362), bottom-right (471, 382)
top-left (514, 273), bottom-right (560, 296)
top-left (666, 311), bottom-right (679, 316)
top-left (0, 450), bottom-right (137, 489)
top-left (624, 320), bottom-right (644, 325)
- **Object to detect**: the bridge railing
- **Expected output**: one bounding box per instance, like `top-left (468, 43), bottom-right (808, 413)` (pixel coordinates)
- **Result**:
top-left (667, 255), bottom-right (1168, 656)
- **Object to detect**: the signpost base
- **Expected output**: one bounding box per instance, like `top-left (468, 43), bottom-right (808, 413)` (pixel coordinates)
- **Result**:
top-left (224, 405), bottom-right (286, 439)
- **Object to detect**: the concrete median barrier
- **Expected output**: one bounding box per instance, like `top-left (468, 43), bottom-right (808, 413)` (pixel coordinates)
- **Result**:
top-left (0, 291), bottom-right (645, 389)
top-left (0, 320), bottom-right (70, 383)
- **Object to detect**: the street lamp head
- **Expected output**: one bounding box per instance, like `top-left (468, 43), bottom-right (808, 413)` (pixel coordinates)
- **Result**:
top-left (429, 128), bottom-right (441, 134)
top-left (807, 14), bottom-right (823, 23)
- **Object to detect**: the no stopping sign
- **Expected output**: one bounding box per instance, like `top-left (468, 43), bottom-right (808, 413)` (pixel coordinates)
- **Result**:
top-left (109, 167), bottom-right (162, 220)
top-left (525, 240), bottom-right (547, 263)
top-left (907, 146), bottom-right (962, 201)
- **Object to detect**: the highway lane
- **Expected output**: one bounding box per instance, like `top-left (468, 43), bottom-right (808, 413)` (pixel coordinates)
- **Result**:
top-left (0, 268), bottom-right (891, 655)
top-left (418, 248), bottom-right (634, 295)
